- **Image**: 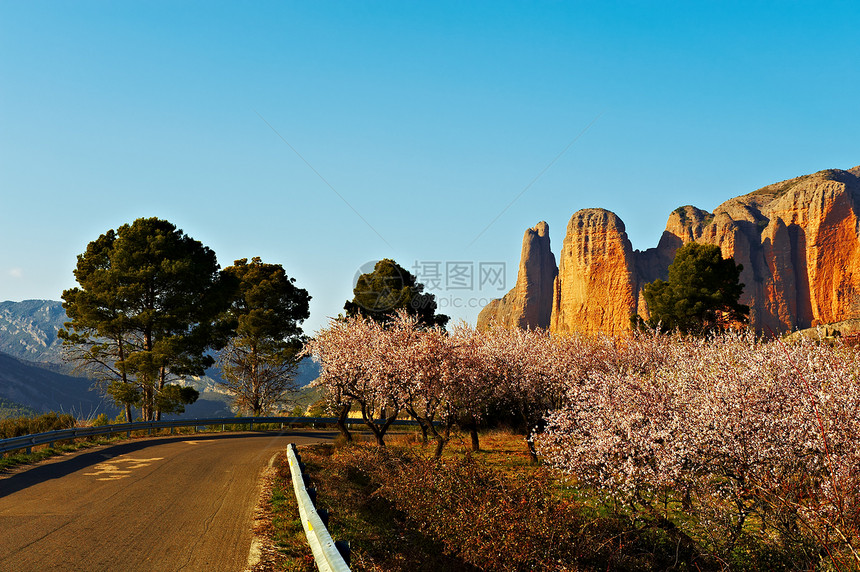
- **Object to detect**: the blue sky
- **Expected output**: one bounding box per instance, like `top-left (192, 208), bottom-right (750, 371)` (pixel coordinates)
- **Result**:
top-left (2, 1), bottom-right (859, 333)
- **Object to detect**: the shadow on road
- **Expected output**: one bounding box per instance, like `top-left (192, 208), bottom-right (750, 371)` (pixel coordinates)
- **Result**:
top-left (0, 430), bottom-right (337, 497)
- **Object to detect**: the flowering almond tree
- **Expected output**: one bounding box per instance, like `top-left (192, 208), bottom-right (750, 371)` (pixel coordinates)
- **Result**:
top-left (302, 316), bottom-right (374, 442)
top-left (445, 323), bottom-right (506, 452)
top-left (536, 331), bottom-right (860, 567)
top-left (482, 325), bottom-right (558, 460)
top-left (393, 313), bottom-right (458, 458)
top-left (304, 315), bottom-right (407, 446)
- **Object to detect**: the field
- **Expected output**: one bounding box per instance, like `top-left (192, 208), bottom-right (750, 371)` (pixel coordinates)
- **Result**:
top-left (291, 320), bottom-right (860, 571)
top-left (264, 426), bottom-right (855, 571)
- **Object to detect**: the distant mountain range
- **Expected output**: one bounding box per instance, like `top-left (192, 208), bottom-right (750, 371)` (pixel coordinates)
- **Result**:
top-left (0, 300), bottom-right (320, 419)
top-left (0, 299), bottom-right (68, 367)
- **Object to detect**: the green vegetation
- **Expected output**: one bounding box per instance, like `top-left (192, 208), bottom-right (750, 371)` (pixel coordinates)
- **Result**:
top-left (0, 398), bottom-right (37, 419)
top-left (0, 411), bottom-right (76, 438)
top-left (267, 454), bottom-right (317, 571)
top-left (217, 257), bottom-right (311, 415)
top-left (59, 218), bottom-right (314, 422)
top-left (671, 206), bottom-right (714, 227)
top-left (672, 205), bottom-right (690, 224)
top-left (636, 242), bottom-right (749, 335)
top-left (344, 258), bottom-right (448, 328)
top-left (59, 217), bottom-right (233, 421)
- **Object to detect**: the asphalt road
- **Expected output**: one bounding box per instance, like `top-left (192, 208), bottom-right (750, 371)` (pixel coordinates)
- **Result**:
top-left (0, 430), bottom-right (336, 572)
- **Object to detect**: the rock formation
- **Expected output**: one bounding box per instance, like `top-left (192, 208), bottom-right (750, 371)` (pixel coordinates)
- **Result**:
top-left (478, 165), bottom-right (860, 336)
top-left (549, 209), bottom-right (638, 336)
top-left (477, 221), bottom-right (557, 329)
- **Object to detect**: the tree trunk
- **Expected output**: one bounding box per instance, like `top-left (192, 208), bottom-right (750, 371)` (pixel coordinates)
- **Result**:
top-left (469, 420), bottom-right (480, 452)
top-left (433, 434), bottom-right (445, 458)
top-left (426, 420), bottom-right (448, 459)
top-left (526, 436), bottom-right (539, 463)
top-left (364, 404), bottom-right (398, 447)
top-left (155, 367), bottom-right (165, 421)
top-left (374, 431), bottom-right (386, 447)
top-left (143, 385), bottom-right (153, 421)
top-left (336, 402), bottom-right (353, 443)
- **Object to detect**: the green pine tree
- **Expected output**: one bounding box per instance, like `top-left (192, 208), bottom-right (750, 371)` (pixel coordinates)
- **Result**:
top-left (637, 242), bottom-right (749, 335)
top-left (217, 257), bottom-right (311, 416)
top-left (344, 258), bottom-right (449, 328)
top-left (59, 217), bottom-right (234, 421)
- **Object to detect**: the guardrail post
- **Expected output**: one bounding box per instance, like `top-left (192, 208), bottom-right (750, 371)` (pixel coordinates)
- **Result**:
top-left (335, 541), bottom-right (351, 566)
top-left (317, 508), bottom-right (330, 527)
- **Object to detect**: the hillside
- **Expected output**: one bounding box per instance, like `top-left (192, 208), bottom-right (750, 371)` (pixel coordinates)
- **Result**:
top-left (0, 351), bottom-right (116, 418)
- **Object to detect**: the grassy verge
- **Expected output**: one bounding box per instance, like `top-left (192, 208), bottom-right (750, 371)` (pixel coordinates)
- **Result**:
top-left (269, 435), bottom-right (478, 571)
top-left (266, 453), bottom-right (316, 571)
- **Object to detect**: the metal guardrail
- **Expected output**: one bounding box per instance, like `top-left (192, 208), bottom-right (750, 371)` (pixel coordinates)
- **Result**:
top-left (0, 416), bottom-right (420, 456)
top-left (287, 443), bottom-right (351, 572)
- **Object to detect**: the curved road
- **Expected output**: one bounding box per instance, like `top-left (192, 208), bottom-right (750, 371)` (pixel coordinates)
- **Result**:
top-left (0, 431), bottom-right (335, 571)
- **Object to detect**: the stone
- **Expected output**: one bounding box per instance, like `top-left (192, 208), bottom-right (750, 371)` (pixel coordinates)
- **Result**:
top-left (483, 165), bottom-right (860, 336)
top-left (550, 209), bottom-right (638, 336)
top-left (476, 221), bottom-right (557, 329)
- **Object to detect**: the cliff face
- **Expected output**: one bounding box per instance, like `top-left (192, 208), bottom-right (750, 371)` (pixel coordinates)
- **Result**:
top-left (661, 168), bottom-right (860, 333)
top-left (479, 165), bottom-right (860, 335)
top-left (550, 209), bottom-right (637, 336)
top-left (477, 222), bottom-right (557, 329)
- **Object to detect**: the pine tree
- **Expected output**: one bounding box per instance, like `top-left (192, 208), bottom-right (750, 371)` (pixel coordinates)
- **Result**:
top-left (638, 242), bottom-right (749, 335)
top-left (217, 257), bottom-right (310, 415)
top-left (59, 217), bottom-right (233, 420)
top-left (344, 258), bottom-right (448, 328)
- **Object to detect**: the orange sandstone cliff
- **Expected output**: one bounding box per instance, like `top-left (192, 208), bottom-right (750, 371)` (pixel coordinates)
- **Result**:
top-left (477, 221), bottom-right (557, 329)
top-left (477, 165), bottom-right (860, 335)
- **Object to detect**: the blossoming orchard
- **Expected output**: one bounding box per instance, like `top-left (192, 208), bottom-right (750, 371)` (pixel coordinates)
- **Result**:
top-left (303, 313), bottom-right (860, 568)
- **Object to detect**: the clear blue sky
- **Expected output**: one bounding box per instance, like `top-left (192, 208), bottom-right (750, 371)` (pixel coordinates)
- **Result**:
top-left (2, 1), bottom-right (858, 333)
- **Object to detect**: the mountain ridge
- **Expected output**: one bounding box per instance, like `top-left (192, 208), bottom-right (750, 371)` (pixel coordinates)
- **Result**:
top-left (479, 164), bottom-right (860, 335)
